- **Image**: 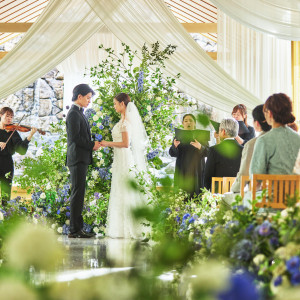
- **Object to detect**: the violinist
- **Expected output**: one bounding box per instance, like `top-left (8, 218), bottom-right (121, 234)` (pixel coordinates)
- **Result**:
top-left (232, 104), bottom-right (255, 145)
top-left (0, 107), bottom-right (37, 206)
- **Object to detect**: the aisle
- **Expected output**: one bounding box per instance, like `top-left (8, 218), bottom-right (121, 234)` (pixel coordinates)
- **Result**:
top-left (52, 236), bottom-right (150, 282)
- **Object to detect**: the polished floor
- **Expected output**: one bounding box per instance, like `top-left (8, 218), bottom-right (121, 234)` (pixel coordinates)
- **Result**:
top-left (51, 236), bottom-right (151, 282)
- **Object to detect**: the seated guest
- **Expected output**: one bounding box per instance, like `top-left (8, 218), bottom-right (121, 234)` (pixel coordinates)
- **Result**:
top-left (250, 93), bottom-right (300, 175)
top-left (232, 104), bottom-right (255, 145)
top-left (204, 118), bottom-right (243, 191)
top-left (169, 114), bottom-right (208, 197)
top-left (231, 105), bottom-right (272, 193)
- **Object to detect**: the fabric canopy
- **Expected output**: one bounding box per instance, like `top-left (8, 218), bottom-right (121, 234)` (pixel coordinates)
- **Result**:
top-left (211, 0), bottom-right (300, 41)
top-left (0, 0), bottom-right (262, 113)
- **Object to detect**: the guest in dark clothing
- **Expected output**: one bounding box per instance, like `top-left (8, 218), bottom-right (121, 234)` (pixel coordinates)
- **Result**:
top-left (232, 104), bottom-right (255, 145)
top-left (169, 114), bottom-right (208, 197)
top-left (0, 107), bottom-right (37, 205)
top-left (204, 118), bottom-right (243, 191)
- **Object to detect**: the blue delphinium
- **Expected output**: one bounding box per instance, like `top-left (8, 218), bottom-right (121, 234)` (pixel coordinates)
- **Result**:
top-left (188, 217), bottom-right (195, 224)
top-left (286, 256), bottom-right (300, 274)
top-left (218, 272), bottom-right (261, 300)
top-left (99, 124), bottom-right (104, 130)
top-left (182, 213), bottom-right (191, 222)
top-left (137, 70), bottom-right (144, 93)
top-left (175, 216), bottom-right (181, 223)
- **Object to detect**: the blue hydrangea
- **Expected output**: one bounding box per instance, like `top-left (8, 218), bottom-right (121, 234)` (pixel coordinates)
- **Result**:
top-left (218, 272), bottom-right (261, 300)
top-left (230, 239), bottom-right (253, 261)
top-left (291, 271), bottom-right (300, 285)
top-left (147, 149), bottom-right (159, 160)
top-left (98, 168), bottom-right (111, 180)
top-left (286, 256), bottom-right (300, 274)
top-left (84, 108), bottom-right (96, 121)
top-left (274, 276), bottom-right (282, 286)
top-left (62, 224), bottom-right (70, 235)
top-left (102, 115), bottom-right (110, 126)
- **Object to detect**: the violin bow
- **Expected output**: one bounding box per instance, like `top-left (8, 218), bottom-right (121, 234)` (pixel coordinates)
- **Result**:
top-left (2, 114), bottom-right (26, 149)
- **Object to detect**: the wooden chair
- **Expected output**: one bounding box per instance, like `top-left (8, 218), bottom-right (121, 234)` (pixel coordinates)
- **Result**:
top-left (240, 175), bottom-right (250, 199)
top-left (211, 177), bottom-right (223, 194)
top-left (11, 186), bottom-right (32, 200)
top-left (211, 177), bottom-right (236, 194)
top-left (223, 177), bottom-right (236, 193)
top-left (252, 174), bottom-right (300, 209)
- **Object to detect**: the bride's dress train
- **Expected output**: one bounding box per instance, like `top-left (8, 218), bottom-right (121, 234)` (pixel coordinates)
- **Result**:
top-left (106, 120), bottom-right (147, 239)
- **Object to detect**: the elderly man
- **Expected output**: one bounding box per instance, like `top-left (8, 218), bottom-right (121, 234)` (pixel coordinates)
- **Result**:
top-left (204, 118), bottom-right (243, 191)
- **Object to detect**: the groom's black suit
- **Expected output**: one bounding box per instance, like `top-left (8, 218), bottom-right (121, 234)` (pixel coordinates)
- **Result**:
top-left (66, 104), bottom-right (95, 234)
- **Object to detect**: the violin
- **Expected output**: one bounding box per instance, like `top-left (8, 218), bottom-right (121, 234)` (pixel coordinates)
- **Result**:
top-left (4, 124), bottom-right (46, 135)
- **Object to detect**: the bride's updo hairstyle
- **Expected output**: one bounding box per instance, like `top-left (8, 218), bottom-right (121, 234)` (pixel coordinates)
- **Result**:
top-left (264, 93), bottom-right (295, 125)
top-left (115, 93), bottom-right (131, 106)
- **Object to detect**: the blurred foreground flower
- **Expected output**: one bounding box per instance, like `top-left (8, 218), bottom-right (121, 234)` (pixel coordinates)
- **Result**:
top-left (0, 278), bottom-right (38, 300)
top-left (5, 222), bottom-right (64, 271)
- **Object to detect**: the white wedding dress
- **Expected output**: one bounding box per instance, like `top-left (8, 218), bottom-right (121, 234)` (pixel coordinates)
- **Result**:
top-left (106, 117), bottom-right (148, 239)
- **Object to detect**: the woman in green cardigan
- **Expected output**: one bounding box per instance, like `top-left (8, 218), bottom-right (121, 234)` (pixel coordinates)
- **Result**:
top-left (250, 93), bottom-right (300, 175)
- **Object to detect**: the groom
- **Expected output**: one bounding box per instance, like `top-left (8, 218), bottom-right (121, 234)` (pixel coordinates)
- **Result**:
top-left (66, 84), bottom-right (100, 238)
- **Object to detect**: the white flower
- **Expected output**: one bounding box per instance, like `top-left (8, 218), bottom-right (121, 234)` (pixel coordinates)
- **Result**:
top-left (97, 98), bottom-right (103, 105)
top-left (93, 115), bottom-right (99, 121)
top-left (46, 183), bottom-right (51, 190)
top-left (65, 220), bottom-right (70, 226)
top-left (223, 210), bottom-right (233, 221)
top-left (96, 161), bottom-right (102, 167)
top-left (40, 192), bottom-right (46, 199)
top-left (0, 211), bottom-right (3, 221)
top-left (93, 227), bottom-right (99, 234)
top-left (6, 222), bottom-right (63, 271)
top-left (0, 279), bottom-right (38, 300)
top-left (32, 217), bottom-right (38, 224)
top-left (57, 227), bottom-right (63, 234)
top-left (147, 105), bottom-right (151, 111)
top-left (51, 224), bottom-right (57, 230)
top-left (144, 116), bottom-right (150, 122)
top-left (281, 209), bottom-right (289, 219)
top-left (96, 111), bottom-right (102, 117)
top-left (94, 106), bottom-right (100, 112)
top-left (156, 97), bottom-right (161, 101)
top-left (92, 170), bottom-right (98, 179)
top-left (253, 254), bottom-right (266, 266)
top-left (97, 152), bottom-right (103, 158)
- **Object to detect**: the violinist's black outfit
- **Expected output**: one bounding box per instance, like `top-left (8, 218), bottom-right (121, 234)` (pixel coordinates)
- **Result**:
top-left (169, 139), bottom-right (208, 197)
top-left (237, 121), bottom-right (255, 145)
top-left (0, 129), bottom-right (29, 205)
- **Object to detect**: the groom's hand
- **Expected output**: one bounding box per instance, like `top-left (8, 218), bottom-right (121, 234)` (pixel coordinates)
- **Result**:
top-left (93, 141), bottom-right (101, 151)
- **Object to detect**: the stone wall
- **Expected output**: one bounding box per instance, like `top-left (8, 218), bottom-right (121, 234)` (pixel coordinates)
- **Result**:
top-left (0, 68), bottom-right (64, 131)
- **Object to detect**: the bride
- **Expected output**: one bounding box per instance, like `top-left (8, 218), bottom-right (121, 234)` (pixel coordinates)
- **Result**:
top-left (100, 93), bottom-right (148, 239)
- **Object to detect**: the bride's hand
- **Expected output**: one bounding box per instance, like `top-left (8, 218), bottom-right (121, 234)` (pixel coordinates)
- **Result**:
top-left (100, 141), bottom-right (109, 147)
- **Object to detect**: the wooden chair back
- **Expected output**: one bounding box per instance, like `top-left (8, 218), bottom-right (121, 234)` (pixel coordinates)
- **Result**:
top-left (223, 177), bottom-right (236, 193)
top-left (252, 174), bottom-right (300, 209)
top-left (211, 177), bottom-right (223, 194)
top-left (240, 175), bottom-right (250, 199)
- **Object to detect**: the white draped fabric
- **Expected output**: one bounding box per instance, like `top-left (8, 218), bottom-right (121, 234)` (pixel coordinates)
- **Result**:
top-left (211, 0), bottom-right (300, 41)
top-left (57, 28), bottom-right (124, 110)
top-left (217, 11), bottom-right (292, 101)
top-left (0, 0), bottom-right (261, 114)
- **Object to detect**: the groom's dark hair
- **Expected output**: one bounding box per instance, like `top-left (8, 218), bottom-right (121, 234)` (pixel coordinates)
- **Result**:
top-left (115, 93), bottom-right (131, 106)
top-left (72, 84), bottom-right (95, 101)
